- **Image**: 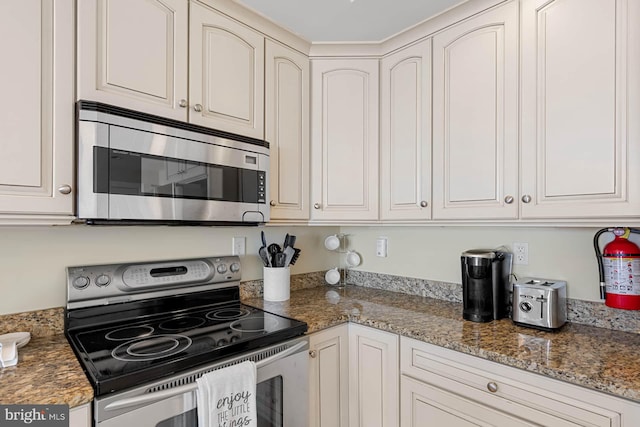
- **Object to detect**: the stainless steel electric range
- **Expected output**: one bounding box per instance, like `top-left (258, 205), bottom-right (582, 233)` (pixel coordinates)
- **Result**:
top-left (64, 256), bottom-right (308, 427)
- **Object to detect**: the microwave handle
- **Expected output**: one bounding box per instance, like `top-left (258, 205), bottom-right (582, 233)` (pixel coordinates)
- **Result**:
top-left (104, 340), bottom-right (308, 412)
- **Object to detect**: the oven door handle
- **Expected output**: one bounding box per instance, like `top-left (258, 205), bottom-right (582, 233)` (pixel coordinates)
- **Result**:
top-left (104, 340), bottom-right (308, 412)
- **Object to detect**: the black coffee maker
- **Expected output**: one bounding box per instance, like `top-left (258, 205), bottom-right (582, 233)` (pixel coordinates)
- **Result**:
top-left (461, 249), bottom-right (513, 322)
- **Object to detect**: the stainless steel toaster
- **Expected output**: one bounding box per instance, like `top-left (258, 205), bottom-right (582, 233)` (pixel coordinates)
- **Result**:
top-left (512, 278), bottom-right (567, 331)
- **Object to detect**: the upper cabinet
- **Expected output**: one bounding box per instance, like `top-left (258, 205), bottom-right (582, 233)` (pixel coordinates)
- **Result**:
top-left (78, 0), bottom-right (265, 139)
top-left (77, 0), bottom-right (189, 121)
top-left (265, 40), bottom-right (310, 221)
top-left (520, 0), bottom-right (640, 219)
top-left (431, 1), bottom-right (519, 220)
top-left (0, 0), bottom-right (74, 224)
top-left (310, 59), bottom-right (379, 222)
top-left (380, 40), bottom-right (432, 221)
top-left (189, 1), bottom-right (264, 139)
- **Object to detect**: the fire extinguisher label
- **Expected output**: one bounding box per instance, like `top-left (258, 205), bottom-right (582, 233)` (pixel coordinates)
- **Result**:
top-left (604, 257), bottom-right (640, 295)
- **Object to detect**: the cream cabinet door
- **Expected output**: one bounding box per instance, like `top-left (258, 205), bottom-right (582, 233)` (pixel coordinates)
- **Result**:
top-left (0, 0), bottom-right (74, 223)
top-left (190, 2), bottom-right (264, 139)
top-left (311, 59), bottom-right (379, 221)
top-left (432, 1), bottom-right (519, 220)
top-left (520, 0), bottom-right (640, 219)
top-left (309, 325), bottom-right (349, 427)
top-left (77, 0), bottom-right (188, 120)
top-left (380, 40), bottom-right (432, 221)
top-left (265, 40), bottom-right (310, 221)
top-left (349, 324), bottom-right (399, 427)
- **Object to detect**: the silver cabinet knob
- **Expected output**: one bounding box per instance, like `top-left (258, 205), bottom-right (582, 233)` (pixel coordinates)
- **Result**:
top-left (487, 382), bottom-right (498, 393)
top-left (270, 200), bottom-right (276, 207)
top-left (521, 195), bottom-right (532, 203)
top-left (58, 185), bottom-right (72, 195)
top-left (313, 203), bottom-right (321, 209)
top-left (504, 195), bottom-right (514, 204)
top-left (309, 350), bottom-right (317, 358)
top-left (420, 200), bottom-right (428, 208)
top-left (194, 104), bottom-right (203, 112)
top-left (178, 99), bottom-right (187, 108)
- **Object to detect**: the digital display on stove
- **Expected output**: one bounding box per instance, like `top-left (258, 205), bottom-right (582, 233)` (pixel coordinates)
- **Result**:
top-left (149, 266), bottom-right (188, 277)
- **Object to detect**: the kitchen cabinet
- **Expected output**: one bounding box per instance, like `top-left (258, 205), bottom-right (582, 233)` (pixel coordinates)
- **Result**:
top-left (189, 1), bottom-right (264, 139)
top-left (265, 40), bottom-right (310, 221)
top-left (69, 403), bottom-right (91, 427)
top-left (349, 324), bottom-right (399, 427)
top-left (0, 0), bottom-right (74, 225)
top-left (520, 0), bottom-right (640, 219)
top-left (400, 336), bottom-right (640, 426)
top-left (78, 0), bottom-right (265, 139)
top-left (310, 59), bottom-right (379, 222)
top-left (380, 40), bottom-right (432, 221)
top-left (309, 325), bottom-right (350, 427)
top-left (431, 0), bottom-right (519, 220)
top-left (77, 0), bottom-right (189, 121)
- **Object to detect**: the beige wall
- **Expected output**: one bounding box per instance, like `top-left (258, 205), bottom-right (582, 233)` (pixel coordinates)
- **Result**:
top-left (0, 225), bottom-right (339, 315)
top-left (341, 226), bottom-right (628, 302)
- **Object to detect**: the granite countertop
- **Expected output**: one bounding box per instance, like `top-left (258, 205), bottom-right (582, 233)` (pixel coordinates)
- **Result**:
top-left (244, 285), bottom-right (640, 404)
top-left (0, 334), bottom-right (93, 406)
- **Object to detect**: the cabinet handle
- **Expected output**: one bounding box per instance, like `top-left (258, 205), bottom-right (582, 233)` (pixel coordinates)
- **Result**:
top-left (487, 382), bottom-right (498, 393)
top-left (309, 350), bottom-right (317, 358)
top-left (178, 99), bottom-right (187, 108)
top-left (504, 195), bottom-right (514, 204)
top-left (58, 185), bottom-right (72, 195)
top-left (270, 200), bottom-right (276, 207)
top-left (313, 203), bottom-right (321, 210)
top-left (420, 201), bottom-right (428, 208)
top-left (521, 195), bottom-right (532, 204)
top-left (193, 104), bottom-right (203, 112)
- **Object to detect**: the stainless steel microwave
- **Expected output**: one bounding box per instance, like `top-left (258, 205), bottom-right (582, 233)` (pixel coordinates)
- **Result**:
top-left (76, 101), bottom-right (269, 225)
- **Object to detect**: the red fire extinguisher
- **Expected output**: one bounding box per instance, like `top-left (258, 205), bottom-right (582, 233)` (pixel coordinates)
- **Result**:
top-left (595, 228), bottom-right (640, 310)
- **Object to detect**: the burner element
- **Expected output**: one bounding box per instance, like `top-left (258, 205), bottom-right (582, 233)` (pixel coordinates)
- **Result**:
top-left (105, 325), bottom-right (154, 341)
top-left (112, 334), bottom-right (192, 362)
top-left (206, 307), bottom-right (251, 320)
top-left (159, 316), bottom-right (206, 332)
top-left (229, 316), bottom-right (281, 333)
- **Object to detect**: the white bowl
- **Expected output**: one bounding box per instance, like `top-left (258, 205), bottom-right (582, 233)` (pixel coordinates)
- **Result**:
top-left (325, 268), bottom-right (341, 285)
top-left (345, 251), bottom-right (361, 268)
top-left (324, 235), bottom-right (340, 251)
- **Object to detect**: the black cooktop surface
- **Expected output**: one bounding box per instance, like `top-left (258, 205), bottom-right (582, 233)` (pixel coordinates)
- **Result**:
top-left (65, 289), bottom-right (307, 396)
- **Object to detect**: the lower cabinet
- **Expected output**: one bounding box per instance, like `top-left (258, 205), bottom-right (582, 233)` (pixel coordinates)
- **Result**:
top-left (69, 403), bottom-right (91, 427)
top-left (400, 336), bottom-right (639, 427)
top-left (309, 324), bottom-right (399, 427)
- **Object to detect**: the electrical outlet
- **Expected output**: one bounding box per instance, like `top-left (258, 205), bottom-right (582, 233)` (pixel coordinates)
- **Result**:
top-left (232, 236), bottom-right (246, 256)
top-left (376, 237), bottom-right (388, 257)
top-left (513, 242), bottom-right (528, 265)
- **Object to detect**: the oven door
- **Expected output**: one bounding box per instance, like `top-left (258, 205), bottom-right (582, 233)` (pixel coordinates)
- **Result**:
top-left (97, 338), bottom-right (308, 427)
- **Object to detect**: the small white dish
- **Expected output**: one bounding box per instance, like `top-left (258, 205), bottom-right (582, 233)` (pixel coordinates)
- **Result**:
top-left (0, 341), bottom-right (18, 367)
top-left (324, 235), bottom-right (340, 251)
top-left (0, 332), bottom-right (31, 349)
top-left (345, 251), bottom-right (361, 268)
top-left (325, 268), bottom-right (341, 285)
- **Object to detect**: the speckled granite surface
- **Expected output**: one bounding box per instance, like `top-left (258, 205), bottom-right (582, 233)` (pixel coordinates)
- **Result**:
top-left (243, 285), bottom-right (640, 404)
top-left (0, 307), bottom-right (64, 337)
top-left (0, 334), bottom-right (93, 406)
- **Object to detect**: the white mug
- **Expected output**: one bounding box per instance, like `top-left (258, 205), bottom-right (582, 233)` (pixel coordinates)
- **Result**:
top-left (345, 250), bottom-right (361, 268)
top-left (324, 235), bottom-right (340, 251)
top-left (325, 268), bottom-right (341, 285)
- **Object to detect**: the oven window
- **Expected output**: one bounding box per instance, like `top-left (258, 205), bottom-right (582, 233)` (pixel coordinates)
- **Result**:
top-left (257, 375), bottom-right (283, 427)
top-left (156, 408), bottom-right (197, 427)
top-left (94, 147), bottom-right (262, 203)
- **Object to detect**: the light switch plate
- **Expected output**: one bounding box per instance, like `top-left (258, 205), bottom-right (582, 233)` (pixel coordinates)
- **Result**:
top-left (232, 237), bottom-right (246, 256)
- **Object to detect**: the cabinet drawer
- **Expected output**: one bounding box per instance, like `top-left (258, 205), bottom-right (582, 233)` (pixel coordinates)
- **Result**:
top-left (401, 337), bottom-right (620, 427)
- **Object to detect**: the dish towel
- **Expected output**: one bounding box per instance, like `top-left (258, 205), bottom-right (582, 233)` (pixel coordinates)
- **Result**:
top-left (197, 361), bottom-right (257, 427)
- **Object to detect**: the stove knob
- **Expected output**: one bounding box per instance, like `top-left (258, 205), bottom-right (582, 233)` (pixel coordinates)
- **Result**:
top-left (519, 301), bottom-right (533, 312)
top-left (216, 264), bottom-right (228, 274)
top-left (72, 276), bottom-right (90, 289)
top-left (95, 274), bottom-right (111, 287)
top-left (217, 338), bottom-right (228, 347)
top-left (230, 263), bottom-right (240, 273)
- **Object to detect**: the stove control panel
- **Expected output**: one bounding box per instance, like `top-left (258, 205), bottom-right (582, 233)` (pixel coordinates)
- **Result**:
top-left (66, 256), bottom-right (242, 309)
